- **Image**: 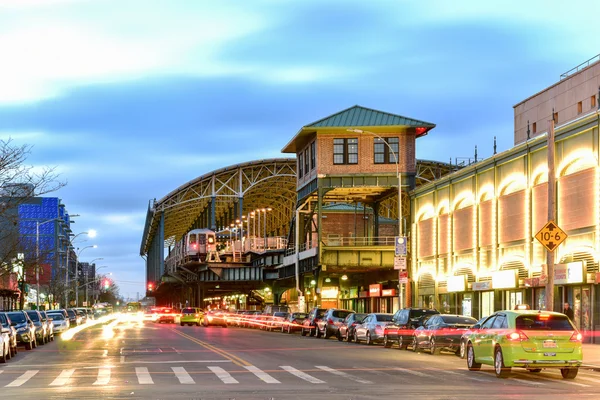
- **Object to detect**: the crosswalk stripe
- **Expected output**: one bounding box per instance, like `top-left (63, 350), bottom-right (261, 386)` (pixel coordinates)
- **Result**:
top-left (514, 372), bottom-right (590, 387)
top-left (135, 367), bottom-right (154, 384)
top-left (428, 368), bottom-right (494, 383)
top-left (316, 366), bottom-right (372, 384)
top-left (49, 369), bottom-right (75, 386)
top-left (171, 367), bottom-right (194, 384)
top-left (280, 366), bottom-right (325, 384)
top-left (396, 367), bottom-right (428, 377)
top-left (93, 367), bottom-right (111, 385)
top-left (6, 370), bottom-right (39, 387)
top-left (208, 366), bottom-right (239, 384)
top-left (244, 365), bottom-right (280, 384)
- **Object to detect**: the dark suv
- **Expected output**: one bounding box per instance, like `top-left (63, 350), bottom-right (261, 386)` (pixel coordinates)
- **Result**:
top-left (301, 307), bottom-right (326, 337)
top-left (383, 307), bottom-right (440, 349)
top-left (316, 309), bottom-right (354, 339)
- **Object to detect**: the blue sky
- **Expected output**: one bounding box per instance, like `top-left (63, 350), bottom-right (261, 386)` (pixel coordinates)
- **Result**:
top-left (0, 0), bottom-right (598, 299)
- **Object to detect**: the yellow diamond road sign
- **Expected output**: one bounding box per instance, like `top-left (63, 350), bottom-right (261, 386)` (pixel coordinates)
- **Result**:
top-left (535, 221), bottom-right (567, 252)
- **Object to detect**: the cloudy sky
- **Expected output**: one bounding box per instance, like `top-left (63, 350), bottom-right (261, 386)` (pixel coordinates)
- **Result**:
top-left (0, 0), bottom-right (598, 299)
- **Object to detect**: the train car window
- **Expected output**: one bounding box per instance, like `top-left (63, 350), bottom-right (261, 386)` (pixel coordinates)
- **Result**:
top-left (189, 234), bottom-right (197, 244)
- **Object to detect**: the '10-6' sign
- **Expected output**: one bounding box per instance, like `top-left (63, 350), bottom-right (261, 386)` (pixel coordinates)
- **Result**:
top-left (535, 221), bottom-right (567, 252)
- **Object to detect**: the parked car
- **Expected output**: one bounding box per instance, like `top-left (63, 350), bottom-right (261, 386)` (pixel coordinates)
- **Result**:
top-left (241, 311), bottom-right (261, 328)
top-left (73, 308), bottom-right (87, 324)
top-left (203, 310), bottom-right (228, 327)
top-left (65, 309), bottom-right (78, 326)
top-left (383, 307), bottom-right (440, 349)
top-left (459, 317), bottom-right (488, 358)
top-left (0, 317), bottom-right (12, 362)
top-left (412, 314), bottom-right (478, 355)
top-left (301, 308), bottom-right (327, 337)
top-left (464, 310), bottom-right (583, 379)
top-left (180, 307), bottom-right (204, 326)
top-left (263, 305), bottom-right (291, 315)
top-left (354, 313), bottom-right (393, 345)
top-left (266, 312), bottom-right (289, 331)
top-left (0, 312), bottom-right (17, 358)
top-left (281, 312), bottom-right (308, 334)
top-left (316, 309), bottom-right (354, 339)
top-left (25, 310), bottom-right (48, 345)
top-left (338, 312), bottom-right (367, 342)
top-left (39, 311), bottom-right (55, 342)
top-left (6, 311), bottom-right (37, 350)
top-left (47, 312), bottom-right (70, 334)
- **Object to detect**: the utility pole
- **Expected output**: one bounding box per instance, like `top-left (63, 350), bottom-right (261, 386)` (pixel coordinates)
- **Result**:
top-left (545, 112), bottom-right (556, 311)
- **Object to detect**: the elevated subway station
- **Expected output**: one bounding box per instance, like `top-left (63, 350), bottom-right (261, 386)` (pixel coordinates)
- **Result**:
top-left (139, 105), bottom-right (459, 312)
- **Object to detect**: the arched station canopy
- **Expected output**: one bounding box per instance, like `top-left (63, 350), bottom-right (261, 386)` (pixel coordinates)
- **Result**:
top-left (140, 158), bottom-right (297, 256)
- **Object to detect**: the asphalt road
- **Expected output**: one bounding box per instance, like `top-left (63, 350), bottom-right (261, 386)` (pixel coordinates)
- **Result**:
top-left (1, 314), bottom-right (599, 400)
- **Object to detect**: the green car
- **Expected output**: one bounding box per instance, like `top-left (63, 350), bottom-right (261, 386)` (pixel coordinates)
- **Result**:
top-left (465, 310), bottom-right (582, 379)
top-left (180, 307), bottom-right (204, 326)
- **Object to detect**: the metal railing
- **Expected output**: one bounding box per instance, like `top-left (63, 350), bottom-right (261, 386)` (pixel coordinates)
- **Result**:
top-left (561, 54), bottom-right (600, 80)
top-left (284, 236), bottom-right (396, 256)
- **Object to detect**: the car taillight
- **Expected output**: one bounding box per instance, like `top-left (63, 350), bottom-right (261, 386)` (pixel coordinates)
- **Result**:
top-left (375, 325), bottom-right (384, 333)
top-left (570, 331), bottom-right (583, 342)
top-left (506, 330), bottom-right (528, 341)
top-left (328, 318), bottom-right (334, 325)
top-left (351, 322), bottom-right (357, 326)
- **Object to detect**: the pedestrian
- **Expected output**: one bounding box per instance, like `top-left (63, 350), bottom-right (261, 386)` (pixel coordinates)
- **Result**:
top-left (563, 302), bottom-right (574, 320)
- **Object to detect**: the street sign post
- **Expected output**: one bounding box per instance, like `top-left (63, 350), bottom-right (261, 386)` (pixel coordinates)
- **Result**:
top-left (535, 221), bottom-right (567, 252)
top-left (395, 236), bottom-right (407, 256)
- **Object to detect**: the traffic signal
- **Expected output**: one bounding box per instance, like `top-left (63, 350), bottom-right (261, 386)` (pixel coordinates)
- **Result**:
top-left (148, 282), bottom-right (154, 292)
top-left (103, 279), bottom-right (110, 289)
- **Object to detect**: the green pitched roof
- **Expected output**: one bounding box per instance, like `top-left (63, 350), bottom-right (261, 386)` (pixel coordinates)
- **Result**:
top-left (304, 105), bottom-right (435, 129)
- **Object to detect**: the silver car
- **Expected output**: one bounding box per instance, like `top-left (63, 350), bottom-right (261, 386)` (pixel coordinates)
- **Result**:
top-left (47, 312), bottom-right (70, 334)
top-left (354, 313), bottom-right (393, 345)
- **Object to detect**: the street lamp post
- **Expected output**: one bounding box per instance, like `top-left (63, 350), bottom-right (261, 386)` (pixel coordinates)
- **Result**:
top-left (64, 230), bottom-right (96, 308)
top-left (347, 129), bottom-right (405, 307)
top-left (75, 245), bottom-right (97, 307)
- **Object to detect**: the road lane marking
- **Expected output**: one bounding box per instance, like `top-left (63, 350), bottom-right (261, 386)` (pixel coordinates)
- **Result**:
top-left (49, 369), bottom-right (76, 386)
top-left (576, 375), bottom-right (600, 384)
top-left (208, 366), bottom-right (239, 384)
top-left (170, 328), bottom-right (251, 367)
top-left (135, 367), bottom-right (154, 384)
top-left (396, 367), bottom-right (428, 377)
top-left (122, 360), bottom-right (232, 364)
top-left (6, 370), bottom-right (39, 387)
top-left (426, 368), bottom-right (494, 383)
top-left (93, 367), bottom-right (111, 385)
top-left (244, 365), bottom-right (281, 384)
top-left (172, 367), bottom-right (195, 384)
top-left (316, 365), bottom-right (372, 384)
top-left (281, 366), bottom-right (325, 384)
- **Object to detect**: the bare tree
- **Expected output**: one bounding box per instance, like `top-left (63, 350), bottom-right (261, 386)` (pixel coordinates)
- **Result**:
top-left (0, 139), bottom-right (66, 282)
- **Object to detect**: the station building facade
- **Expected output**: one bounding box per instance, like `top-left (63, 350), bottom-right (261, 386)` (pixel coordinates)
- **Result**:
top-left (411, 58), bottom-right (600, 341)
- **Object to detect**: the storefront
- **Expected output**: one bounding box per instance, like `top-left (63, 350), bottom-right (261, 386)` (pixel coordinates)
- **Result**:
top-left (444, 275), bottom-right (474, 317)
top-left (320, 286), bottom-right (339, 309)
top-left (473, 281), bottom-right (494, 319)
top-left (554, 262), bottom-right (593, 340)
top-left (492, 270), bottom-right (524, 310)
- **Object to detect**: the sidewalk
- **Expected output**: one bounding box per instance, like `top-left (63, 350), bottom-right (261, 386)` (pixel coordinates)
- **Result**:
top-left (583, 343), bottom-right (600, 370)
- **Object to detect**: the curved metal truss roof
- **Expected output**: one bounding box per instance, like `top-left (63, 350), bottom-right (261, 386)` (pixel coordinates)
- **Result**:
top-left (140, 158), bottom-right (297, 255)
top-left (140, 158), bottom-right (459, 255)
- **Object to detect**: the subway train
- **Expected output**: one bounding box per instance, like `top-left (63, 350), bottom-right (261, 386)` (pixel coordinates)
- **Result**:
top-left (173, 228), bottom-right (218, 263)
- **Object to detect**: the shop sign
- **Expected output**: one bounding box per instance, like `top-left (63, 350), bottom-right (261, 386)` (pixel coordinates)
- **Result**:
top-left (381, 289), bottom-right (396, 296)
top-left (554, 262), bottom-right (584, 285)
top-left (369, 284), bottom-right (382, 297)
top-left (321, 286), bottom-right (339, 299)
top-left (524, 278), bottom-right (541, 287)
top-left (359, 291), bottom-right (369, 298)
top-left (472, 281), bottom-right (492, 291)
top-left (492, 270), bottom-right (517, 289)
top-left (595, 273), bottom-right (600, 284)
top-left (447, 275), bottom-right (466, 292)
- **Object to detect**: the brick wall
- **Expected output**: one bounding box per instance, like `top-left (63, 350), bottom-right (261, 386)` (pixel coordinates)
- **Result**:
top-left (316, 132), bottom-right (416, 176)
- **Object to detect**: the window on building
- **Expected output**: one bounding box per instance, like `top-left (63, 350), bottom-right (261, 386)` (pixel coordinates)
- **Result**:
top-left (333, 138), bottom-right (358, 164)
top-left (578, 101), bottom-right (582, 114)
top-left (373, 137), bottom-right (399, 164)
top-left (553, 112), bottom-right (558, 123)
top-left (310, 141), bottom-right (316, 170)
top-left (304, 148), bottom-right (309, 174)
top-left (532, 122), bottom-right (536, 134)
top-left (298, 152), bottom-right (304, 178)
top-left (592, 95), bottom-right (597, 109)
